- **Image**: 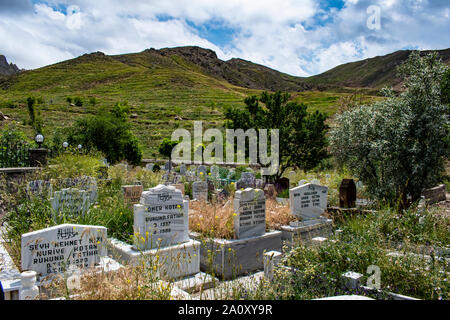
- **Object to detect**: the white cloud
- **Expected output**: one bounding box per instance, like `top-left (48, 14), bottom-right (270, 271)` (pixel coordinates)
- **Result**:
top-left (0, 0), bottom-right (448, 77)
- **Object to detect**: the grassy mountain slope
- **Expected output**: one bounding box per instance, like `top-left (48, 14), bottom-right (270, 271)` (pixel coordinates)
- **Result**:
top-left (3, 46), bottom-right (444, 157)
top-left (306, 48), bottom-right (450, 89)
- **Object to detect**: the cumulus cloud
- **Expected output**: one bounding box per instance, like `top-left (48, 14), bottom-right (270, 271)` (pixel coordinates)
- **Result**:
top-left (0, 0), bottom-right (448, 76)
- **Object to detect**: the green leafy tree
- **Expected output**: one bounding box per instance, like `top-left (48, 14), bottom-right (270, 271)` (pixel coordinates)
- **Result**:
top-left (330, 52), bottom-right (449, 208)
top-left (225, 91), bottom-right (328, 180)
top-left (441, 67), bottom-right (450, 105)
top-left (67, 104), bottom-right (142, 165)
top-left (158, 138), bottom-right (179, 173)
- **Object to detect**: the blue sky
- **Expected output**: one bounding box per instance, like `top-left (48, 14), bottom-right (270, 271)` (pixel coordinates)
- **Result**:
top-left (0, 0), bottom-right (449, 76)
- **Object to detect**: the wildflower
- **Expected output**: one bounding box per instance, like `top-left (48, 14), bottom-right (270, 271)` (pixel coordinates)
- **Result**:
top-left (177, 204), bottom-right (181, 208)
top-left (233, 213), bottom-right (237, 217)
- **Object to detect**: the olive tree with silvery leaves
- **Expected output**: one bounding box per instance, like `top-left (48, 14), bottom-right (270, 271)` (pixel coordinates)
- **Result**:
top-left (330, 52), bottom-right (449, 208)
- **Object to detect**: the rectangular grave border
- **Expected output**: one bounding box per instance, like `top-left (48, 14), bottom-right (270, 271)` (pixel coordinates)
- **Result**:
top-left (107, 238), bottom-right (201, 280)
top-left (189, 230), bottom-right (282, 280)
top-left (278, 218), bottom-right (333, 248)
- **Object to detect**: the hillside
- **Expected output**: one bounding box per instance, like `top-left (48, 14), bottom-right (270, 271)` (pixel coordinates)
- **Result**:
top-left (306, 48), bottom-right (450, 89)
top-left (1, 46), bottom-right (447, 157)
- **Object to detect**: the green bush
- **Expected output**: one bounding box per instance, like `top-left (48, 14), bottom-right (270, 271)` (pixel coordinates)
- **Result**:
top-left (330, 52), bottom-right (449, 207)
top-left (74, 97), bottom-right (83, 107)
top-left (0, 124), bottom-right (30, 167)
top-left (67, 103), bottom-right (142, 165)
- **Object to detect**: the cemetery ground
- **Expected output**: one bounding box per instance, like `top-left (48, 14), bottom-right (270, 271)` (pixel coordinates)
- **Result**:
top-left (0, 154), bottom-right (448, 300)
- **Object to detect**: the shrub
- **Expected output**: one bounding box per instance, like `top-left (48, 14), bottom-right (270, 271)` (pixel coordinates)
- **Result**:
top-left (330, 52), bottom-right (449, 207)
top-left (0, 124), bottom-right (30, 167)
top-left (67, 104), bottom-right (143, 165)
top-left (46, 153), bottom-right (103, 179)
top-left (73, 97), bottom-right (83, 106)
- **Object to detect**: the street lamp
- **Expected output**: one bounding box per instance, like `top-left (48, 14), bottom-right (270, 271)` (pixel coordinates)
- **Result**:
top-left (35, 134), bottom-right (44, 148)
top-left (63, 141), bottom-right (68, 149)
top-left (77, 144), bottom-right (82, 153)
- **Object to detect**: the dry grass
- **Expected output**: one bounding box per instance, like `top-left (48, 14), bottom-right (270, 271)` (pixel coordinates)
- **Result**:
top-left (41, 264), bottom-right (172, 300)
top-left (189, 197), bottom-right (296, 240)
top-left (189, 199), bottom-right (235, 239)
top-left (266, 199), bottom-right (296, 229)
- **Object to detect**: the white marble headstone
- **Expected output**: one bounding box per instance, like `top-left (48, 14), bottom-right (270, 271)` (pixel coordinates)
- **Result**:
top-left (21, 224), bottom-right (107, 277)
top-left (233, 188), bottom-right (266, 239)
top-left (134, 184), bottom-right (189, 250)
top-left (290, 183), bottom-right (328, 221)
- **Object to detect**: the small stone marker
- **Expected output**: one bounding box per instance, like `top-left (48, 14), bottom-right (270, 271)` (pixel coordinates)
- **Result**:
top-left (197, 165), bottom-right (207, 177)
top-left (192, 181), bottom-right (208, 201)
top-left (339, 179), bottom-right (356, 208)
top-left (172, 183), bottom-right (185, 195)
top-left (21, 224), bottom-right (107, 277)
top-left (122, 185), bottom-right (144, 206)
top-left (289, 183), bottom-right (328, 222)
top-left (298, 179), bottom-right (307, 186)
top-left (164, 161), bottom-right (172, 172)
top-left (210, 165), bottom-right (220, 180)
top-left (27, 180), bottom-right (52, 197)
top-left (179, 164), bottom-right (187, 175)
top-left (19, 271), bottom-right (39, 300)
top-left (233, 188), bottom-right (266, 239)
top-left (50, 188), bottom-right (93, 219)
top-left (145, 163), bottom-right (154, 171)
top-left (134, 184), bottom-right (189, 250)
top-left (275, 177), bottom-right (290, 194)
top-left (264, 184), bottom-right (276, 199)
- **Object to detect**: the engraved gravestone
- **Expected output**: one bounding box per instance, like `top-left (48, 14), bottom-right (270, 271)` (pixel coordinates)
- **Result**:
top-left (133, 185), bottom-right (189, 250)
top-left (50, 188), bottom-right (93, 219)
top-left (289, 183), bottom-right (328, 222)
top-left (192, 181), bottom-right (208, 201)
top-left (234, 188), bottom-right (266, 239)
top-left (122, 185), bottom-right (144, 206)
top-left (27, 180), bottom-right (52, 197)
top-left (21, 224), bottom-right (107, 277)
